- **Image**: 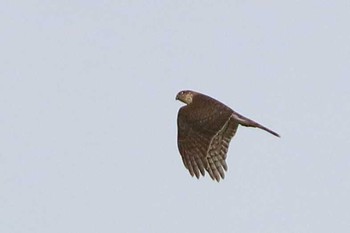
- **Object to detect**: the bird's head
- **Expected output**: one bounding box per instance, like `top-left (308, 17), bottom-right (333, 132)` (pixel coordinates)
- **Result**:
top-left (176, 90), bottom-right (196, 104)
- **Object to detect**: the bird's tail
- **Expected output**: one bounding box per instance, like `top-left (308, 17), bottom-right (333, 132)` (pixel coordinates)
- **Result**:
top-left (231, 112), bottom-right (280, 137)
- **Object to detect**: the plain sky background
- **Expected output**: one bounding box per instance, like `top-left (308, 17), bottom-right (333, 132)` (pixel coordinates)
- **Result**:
top-left (1, 1), bottom-right (349, 232)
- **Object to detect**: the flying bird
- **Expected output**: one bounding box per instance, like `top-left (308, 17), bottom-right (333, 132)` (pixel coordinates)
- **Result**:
top-left (176, 90), bottom-right (279, 182)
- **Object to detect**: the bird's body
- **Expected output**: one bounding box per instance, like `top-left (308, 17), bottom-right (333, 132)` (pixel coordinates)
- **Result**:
top-left (176, 90), bottom-right (279, 182)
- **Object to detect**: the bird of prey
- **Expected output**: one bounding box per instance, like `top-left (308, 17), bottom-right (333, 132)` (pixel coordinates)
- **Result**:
top-left (176, 90), bottom-right (279, 182)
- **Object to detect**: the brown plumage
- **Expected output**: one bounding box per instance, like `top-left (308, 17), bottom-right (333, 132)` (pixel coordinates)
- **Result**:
top-left (176, 90), bottom-right (280, 182)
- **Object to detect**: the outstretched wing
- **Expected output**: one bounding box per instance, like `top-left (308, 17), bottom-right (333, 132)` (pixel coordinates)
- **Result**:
top-left (177, 110), bottom-right (211, 179)
top-left (177, 95), bottom-right (239, 181)
top-left (206, 115), bottom-right (239, 181)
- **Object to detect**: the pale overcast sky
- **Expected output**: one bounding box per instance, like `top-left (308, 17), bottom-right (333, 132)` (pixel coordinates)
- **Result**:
top-left (1, 1), bottom-right (349, 232)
